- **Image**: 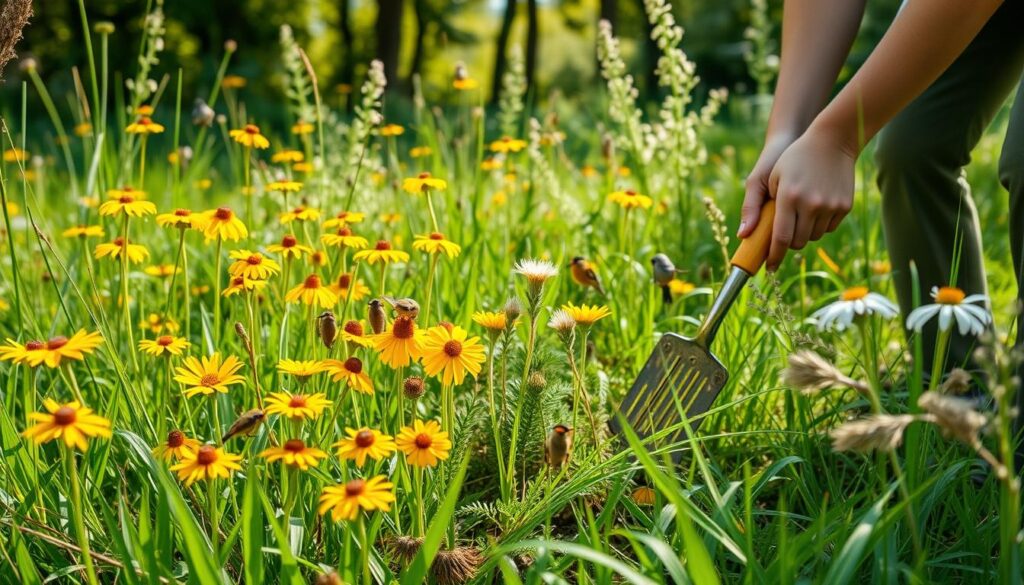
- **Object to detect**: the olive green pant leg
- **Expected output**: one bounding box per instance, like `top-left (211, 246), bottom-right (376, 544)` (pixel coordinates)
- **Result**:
top-left (998, 79), bottom-right (1024, 460)
top-left (875, 1), bottom-right (1024, 374)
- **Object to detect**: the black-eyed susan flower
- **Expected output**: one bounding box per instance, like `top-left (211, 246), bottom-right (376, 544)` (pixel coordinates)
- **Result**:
top-left (321, 227), bottom-right (369, 250)
top-left (608, 189), bottom-right (653, 210)
top-left (170, 444), bottom-right (243, 486)
top-left (139, 335), bottom-right (190, 357)
top-left (413, 232), bottom-right (461, 259)
top-left (229, 124), bottom-right (270, 149)
top-left (156, 208), bottom-right (204, 230)
top-left (286, 275), bottom-right (338, 308)
top-left (333, 427), bottom-right (396, 466)
top-left (409, 146), bottom-right (432, 158)
top-left (138, 313), bottom-right (180, 334)
top-left (872, 260), bottom-right (892, 276)
top-left (420, 325), bottom-right (485, 386)
top-left (125, 116), bottom-right (165, 134)
top-left (669, 279), bottom-right (695, 297)
top-left (22, 400), bottom-right (111, 451)
top-left (308, 249), bottom-right (330, 269)
top-left (581, 164), bottom-right (598, 178)
top-left (265, 391), bottom-right (333, 421)
top-left (99, 187), bottom-right (156, 217)
top-left (906, 286), bottom-right (991, 336)
top-left (291, 121), bottom-right (314, 135)
top-left (353, 240), bottom-right (409, 266)
top-left (561, 302), bottom-right (612, 327)
top-left (271, 150), bottom-right (304, 164)
top-left (228, 250), bottom-right (281, 280)
top-left (267, 180), bottom-right (303, 194)
top-left (174, 354), bottom-right (245, 398)
top-left (280, 206), bottom-right (321, 224)
top-left (373, 316), bottom-right (423, 369)
top-left (472, 311), bottom-right (507, 333)
top-left (74, 122), bottom-right (93, 137)
top-left (222, 275), bottom-right (268, 297)
top-left (201, 207), bottom-right (248, 242)
top-left (318, 476), bottom-right (395, 522)
top-left (452, 76), bottom-right (478, 91)
top-left (323, 357), bottom-right (374, 394)
top-left (260, 438), bottom-right (328, 470)
top-left (481, 157), bottom-right (503, 171)
top-left (811, 286), bottom-right (899, 332)
top-left (62, 225), bottom-right (104, 239)
top-left (322, 210), bottom-right (366, 229)
top-left (380, 212), bottom-right (402, 225)
top-left (267, 234), bottom-right (313, 260)
top-left (395, 420), bottom-right (451, 468)
top-left (489, 136), bottom-right (527, 154)
top-left (1, 330), bottom-right (103, 369)
top-left (330, 274), bottom-right (370, 303)
top-left (135, 104), bottom-right (155, 116)
top-left (94, 237), bottom-right (149, 264)
top-left (153, 429), bottom-right (200, 461)
top-left (293, 161), bottom-right (313, 173)
top-left (145, 264), bottom-right (181, 278)
top-left (402, 172), bottom-right (447, 194)
top-left (221, 75), bottom-right (247, 89)
top-left (4, 147), bottom-right (29, 162)
top-left (277, 359), bottom-right (328, 383)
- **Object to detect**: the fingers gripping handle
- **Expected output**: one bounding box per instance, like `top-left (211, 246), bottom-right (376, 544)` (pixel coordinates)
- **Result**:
top-left (730, 199), bottom-right (776, 275)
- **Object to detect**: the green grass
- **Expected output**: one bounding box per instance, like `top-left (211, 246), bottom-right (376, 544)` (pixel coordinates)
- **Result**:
top-left (0, 2), bottom-right (1021, 584)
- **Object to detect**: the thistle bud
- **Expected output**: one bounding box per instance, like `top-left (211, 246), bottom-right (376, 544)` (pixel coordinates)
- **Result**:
top-left (527, 371), bottom-right (546, 392)
top-left (93, 21), bottom-right (116, 35)
top-left (403, 376), bottom-right (425, 399)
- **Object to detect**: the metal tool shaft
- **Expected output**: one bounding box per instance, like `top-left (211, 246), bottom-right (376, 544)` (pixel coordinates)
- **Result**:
top-left (693, 266), bottom-right (750, 348)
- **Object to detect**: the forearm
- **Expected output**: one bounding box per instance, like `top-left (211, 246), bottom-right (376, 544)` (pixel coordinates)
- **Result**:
top-left (812, 0), bottom-right (1004, 154)
top-left (766, 0), bottom-right (867, 140)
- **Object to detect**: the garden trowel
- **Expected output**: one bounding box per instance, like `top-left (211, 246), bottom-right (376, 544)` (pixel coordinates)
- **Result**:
top-left (612, 199), bottom-right (776, 451)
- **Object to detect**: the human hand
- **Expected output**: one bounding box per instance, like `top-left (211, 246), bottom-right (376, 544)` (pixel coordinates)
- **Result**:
top-left (763, 127), bottom-right (856, 271)
top-left (738, 132), bottom-right (798, 239)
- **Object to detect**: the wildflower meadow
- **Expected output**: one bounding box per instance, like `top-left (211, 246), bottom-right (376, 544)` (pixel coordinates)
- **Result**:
top-left (0, 1), bottom-right (1021, 584)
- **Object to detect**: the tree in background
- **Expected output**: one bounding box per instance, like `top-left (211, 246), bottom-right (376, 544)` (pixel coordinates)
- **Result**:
top-left (375, 0), bottom-right (404, 85)
top-left (491, 0), bottom-right (517, 104)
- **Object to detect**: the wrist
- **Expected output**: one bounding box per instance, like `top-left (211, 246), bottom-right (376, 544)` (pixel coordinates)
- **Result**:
top-left (806, 110), bottom-right (862, 158)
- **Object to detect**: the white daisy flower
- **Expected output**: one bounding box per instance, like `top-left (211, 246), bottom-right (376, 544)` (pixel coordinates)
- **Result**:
top-left (811, 286), bottom-right (899, 331)
top-left (906, 286), bottom-right (991, 336)
top-left (513, 258), bottom-right (559, 283)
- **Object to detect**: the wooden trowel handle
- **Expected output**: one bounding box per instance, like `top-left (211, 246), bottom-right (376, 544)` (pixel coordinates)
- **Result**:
top-left (730, 199), bottom-right (776, 275)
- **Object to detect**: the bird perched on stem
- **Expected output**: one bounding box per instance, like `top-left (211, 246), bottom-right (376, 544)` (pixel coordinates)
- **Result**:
top-left (191, 98), bottom-right (214, 127)
top-left (368, 299), bottom-right (386, 334)
top-left (651, 253), bottom-right (681, 305)
top-left (222, 409), bottom-right (265, 442)
top-left (545, 424), bottom-right (574, 469)
top-left (569, 256), bottom-right (606, 296)
top-left (381, 296), bottom-right (420, 320)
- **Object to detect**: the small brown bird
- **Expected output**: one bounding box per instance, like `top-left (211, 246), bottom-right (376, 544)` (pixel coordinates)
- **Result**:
top-left (569, 257), bottom-right (606, 296)
top-left (544, 424), bottom-right (574, 469)
top-left (382, 296), bottom-right (421, 320)
top-left (221, 409), bottom-right (265, 442)
top-left (317, 310), bottom-right (338, 349)
top-left (651, 253), bottom-right (680, 305)
top-left (368, 299), bottom-right (386, 334)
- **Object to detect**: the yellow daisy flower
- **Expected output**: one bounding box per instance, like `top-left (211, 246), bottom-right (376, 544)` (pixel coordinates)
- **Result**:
top-left (260, 438), bottom-right (328, 470)
top-left (402, 171), bottom-right (447, 194)
top-left (330, 273), bottom-right (371, 302)
top-left (156, 208), bottom-right (204, 230)
top-left (373, 317), bottom-right (424, 369)
top-left (318, 476), bottom-right (395, 522)
top-left (174, 354), bottom-right (245, 398)
top-left (145, 264), bottom-right (181, 278)
top-left (291, 121), bottom-right (314, 135)
top-left (322, 210), bottom-right (366, 229)
top-left (489, 136), bottom-right (527, 153)
top-left (94, 238), bottom-right (149, 263)
top-left (267, 180), bottom-right (303, 193)
top-left (229, 124), bottom-right (270, 149)
top-left (271, 150), bottom-right (304, 164)
top-left (285, 275), bottom-right (338, 308)
top-left (125, 116), bottom-right (165, 134)
top-left (420, 325), bottom-right (486, 386)
top-left (170, 444), bottom-right (243, 485)
top-left (201, 207), bottom-right (248, 242)
top-left (264, 391), bottom-right (333, 421)
top-left (267, 234), bottom-right (313, 260)
top-left (62, 225), bottom-right (104, 239)
top-left (352, 240), bottom-right (409, 265)
top-left (4, 148), bottom-right (29, 162)
top-left (139, 335), bottom-right (190, 357)
top-left (153, 429), bottom-right (201, 461)
top-left (472, 311), bottom-right (507, 332)
top-left (221, 75), bottom-right (247, 89)
top-left (0, 330), bottom-right (104, 369)
top-left (99, 187), bottom-right (156, 217)
top-left (138, 313), bottom-right (180, 334)
top-left (333, 427), bottom-right (396, 466)
top-left (409, 146), bottom-right (432, 158)
top-left (222, 275), bottom-right (268, 297)
top-left (321, 227), bottom-right (369, 250)
top-left (395, 419), bottom-right (451, 468)
top-left (228, 250), bottom-right (281, 280)
top-left (379, 124), bottom-right (404, 137)
top-left (277, 359), bottom-right (328, 382)
top-left (280, 206), bottom-right (321, 224)
top-left (22, 400), bottom-right (111, 451)
top-left (412, 232), bottom-right (461, 259)
top-left (561, 302), bottom-right (612, 326)
top-left (608, 189), bottom-right (653, 210)
top-left (323, 357), bottom-right (374, 394)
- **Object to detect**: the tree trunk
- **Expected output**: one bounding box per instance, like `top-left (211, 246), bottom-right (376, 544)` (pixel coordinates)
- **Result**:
top-left (640, 0), bottom-right (659, 100)
top-left (375, 0), bottom-right (404, 88)
top-left (409, 0), bottom-right (428, 84)
top-left (525, 0), bottom-right (538, 94)
top-left (600, 0), bottom-right (617, 26)
top-left (490, 0), bottom-right (518, 104)
top-left (338, 0), bottom-right (355, 97)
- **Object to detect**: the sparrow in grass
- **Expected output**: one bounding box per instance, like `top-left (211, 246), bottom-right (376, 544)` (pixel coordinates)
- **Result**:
top-left (221, 409), bottom-right (265, 442)
top-left (651, 253), bottom-right (681, 305)
top-left (569, 256), bottom-right (606, 296)
top-left (381, 296), bottom-right (421, 320)
top-left (544, 424), bottom-right (574, 469)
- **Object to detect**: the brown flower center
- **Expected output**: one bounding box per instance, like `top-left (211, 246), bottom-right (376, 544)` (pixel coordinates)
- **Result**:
top-left (375, 240), bottom-right (391, 251)
top-left (53, 406), bottom-right (77, 426)
top-left (244, 124), bottom-right (259, 135)
top-left (355, 430), bottom-right (375, 447)
top-left (284, 438), bottom-right (306, 452)
top-left (414, 433), bottom-right (433, 449)
top-left (429, 232), bottom-right (444, 240)
top-left (215, 207), bottom-right (232, 220)
top-left (167, 430), bottom-right (185, 447)
top-left (304, 274), bottom-right (321, 289)
top-left (337, 274), bottom-right (352, 289)
top-left (344, 357), bottom-right (363, 374)
top-left (443, 340), bottom-right (463, 358)
top-left (625, 189), bottom-right (637, 196)
top-left (140, 116), bottom-right (153, 125)
top-left (288, 394), bottom-right (308, 408)
top-left (196, 445), bottom-right (218, 465)
top-left (246, 254), bottom-right (263, 265)
top-left (403, 377), bottom-right (424, 397)
top-left (119, 195), bottom-right (135, 204)
top-left (282, 235), bottom-right (297, 247)
top-left (418, 172), bottom-right (431, 179)
top-left (200, 373), bottom-right (220, 386)
top-left (174, 208), bottom-right (191, 217)
top-left (392, 317), bottom-right (415, 339)
top-left (343, 320), bottom-right (363, 336)
top-left (337, 227), bottom-right (352, 236)
top-left (25, 340), bottom-right (44, 350)
top-left (47, 336), bottom-right (69, 350)
top-left (345, 479), bottom-right (366, 496)
top-left (231, 276), bottom-right (246, 287)
top-left (311, 251), bottom-right (326, 264)
top-left (113, 237), bottom-right (126, 246)
top-left (157, 335), bottom-right (174, 346)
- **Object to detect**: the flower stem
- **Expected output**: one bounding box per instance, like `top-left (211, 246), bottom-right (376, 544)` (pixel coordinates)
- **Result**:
top-left (213, 236), bottom-right (224, 341)
top-left (423, 254), bottom-right (439, 326)
top-left (358, 515), bottom-right (370, 585)
top-left (207, 478), bottom-right (220, 565)
top-left (928, 328), bottom-right (953, 391)
top-left (66, 447), bottom-right (99, 585)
